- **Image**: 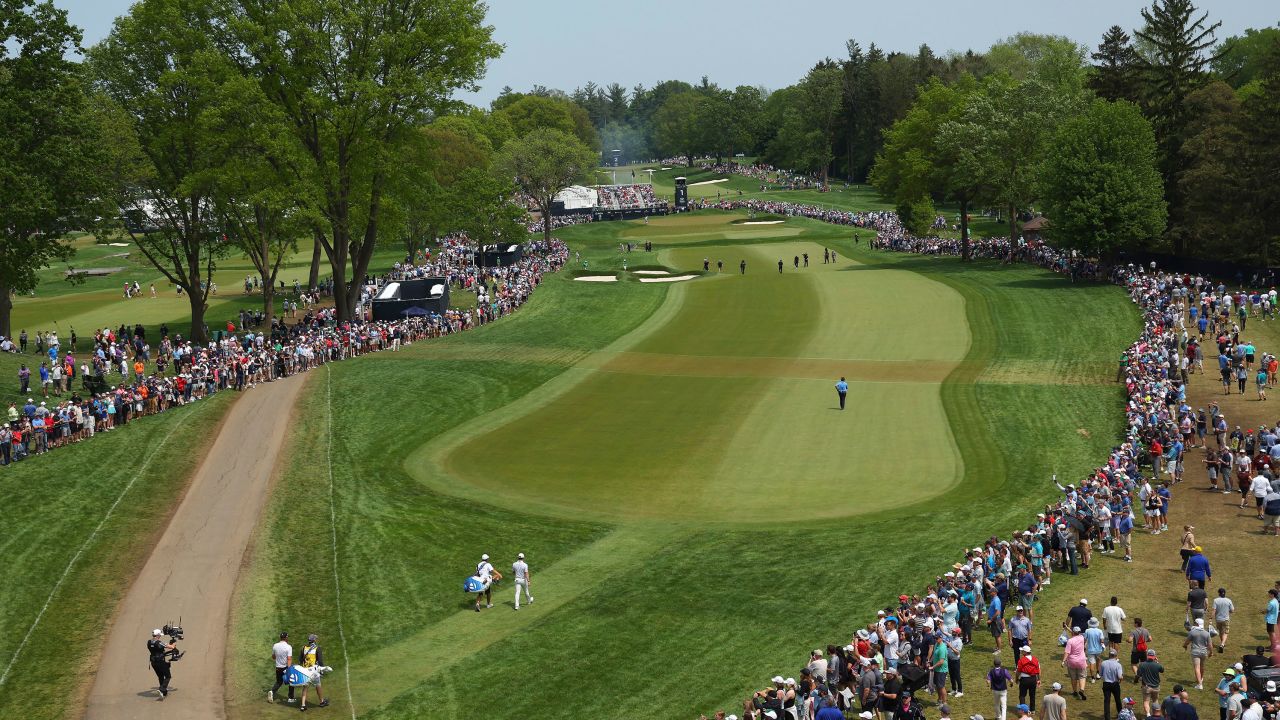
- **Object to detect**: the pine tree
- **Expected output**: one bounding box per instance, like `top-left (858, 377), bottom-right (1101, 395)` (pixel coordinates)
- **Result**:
top-left (1089, 26), bottom-right (1143, 103)
top-left (1135, 0), bottom-right (1223, 254)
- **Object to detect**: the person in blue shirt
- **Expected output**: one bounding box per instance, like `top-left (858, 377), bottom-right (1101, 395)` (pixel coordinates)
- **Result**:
top-left (988, 590), bottom-right (1005, 651)
top-left (1265, 589), bottom-right (1279, 636)
top-left (38, 362), bottom-right (50, 399)
top-left (835, 376), bottom-right (848, 410)
top-left (1185, 547), bottom-right (1211, 589)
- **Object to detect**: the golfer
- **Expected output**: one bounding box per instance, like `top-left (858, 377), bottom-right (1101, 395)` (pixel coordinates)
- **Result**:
top-left (268, 631), bottom-right (294, 704)
top-left (513, 552), bottom-right (534, 610)
top-left (836, 377), bottom-right (849, 410)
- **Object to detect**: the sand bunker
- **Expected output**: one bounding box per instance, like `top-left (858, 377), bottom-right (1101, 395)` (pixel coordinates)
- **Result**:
top-left (660, 167), bottom-right (672, 170)
top-left (639, 275), bottom-right (697, 283)
top-left (689, 178), bottom-right (730, 186)
top-left (632, 270), bottom-right (670, 275)
top-left (107, 242), bottom-right (129, 247)
top-left (574, 275), bottom-right (618, 282)
top-left (741, 220), bottom-right (784, 225)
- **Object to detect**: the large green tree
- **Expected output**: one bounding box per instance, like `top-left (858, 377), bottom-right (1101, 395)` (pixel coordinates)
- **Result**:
top-left (652, 90), bottom-right (705, 165)
top-left (1212, 27), bottom-right (1280, 88)
top-left (1240, 38), bottom-right (1280, 265)
top-left (222, 0), bottom-right (501, 322)
top-left (1176, 81), bottom-right (1250, 259)
top-left (1039, 99), bottom-right (1167, 256)
top-left (0, 0), bottom-right (111, 339)
top-left (496, 128), bottom-right (596, 241)
top-left (89, 0), bottom-right (236, 343)
top-left (1136, 0), bottom-right (1223, 254)
top-left (498, 93), bottom-right (600, 149)
top-left (1089, 26), bottom-right (1145, 103)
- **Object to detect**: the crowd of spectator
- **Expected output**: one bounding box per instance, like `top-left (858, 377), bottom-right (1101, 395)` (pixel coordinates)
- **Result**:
top-left (596, 184), bottom-right (660, 211)
top-left (700, 207), bottom-right (1280, 720)
top-left (1, 237), bottom-right (567, 467)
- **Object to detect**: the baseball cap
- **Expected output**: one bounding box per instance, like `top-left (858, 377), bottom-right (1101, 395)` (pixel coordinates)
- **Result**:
top-left (517, 552), bottom-right (524, 559)
top-left (938, 704), bottom-right (951, 715)
top-left (859, 713), bottom-right (874, 720)
top-left (1124, 698), bottom-right (1136, 706)
top-left (1224, 669), bottom-right (1237, 676)
top-left (1195, 618), bottom-right (1204, 627)
top-left (152, 629), bottom-right (162, 636)
top-left (1080, 598), bottom-right (1088, 605)
top-left (1147, 650), bottom-right (1157, 657)
top-left (481, 553), bottom-right (489, 561)
top-left (307, 633), bottom-right (317, 642)
top-left (1051, 682), bottom-right (1062, 690)
top-left (1016, 704), bottom-right (1031, 713)
top-left (771, 675), bottom-right (784, 683)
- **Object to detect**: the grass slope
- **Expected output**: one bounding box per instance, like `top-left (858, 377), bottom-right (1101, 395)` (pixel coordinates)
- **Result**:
top-left (229, 212), bottom-right (1135, 720)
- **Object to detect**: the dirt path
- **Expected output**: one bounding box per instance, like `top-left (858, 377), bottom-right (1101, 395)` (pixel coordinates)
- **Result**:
top-left (84, 374), bottom-right (307, 719)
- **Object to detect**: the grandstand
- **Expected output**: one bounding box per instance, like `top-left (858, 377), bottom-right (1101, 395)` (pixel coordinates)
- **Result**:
top-left (548, 183), bottom-right (668, 220)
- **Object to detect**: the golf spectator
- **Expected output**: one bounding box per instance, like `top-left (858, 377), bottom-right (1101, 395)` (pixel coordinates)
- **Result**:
top-left (1063, 626), bottom-right (1088, 700)
top-left (1186, 547), bottom-right (1212, 589)
top-left (1103, 599), bottom-right (1127, 653)
top-left (1137, 650), bottom-right (1165, 718)
top-left (1101, 650), bottom-right (1125, 720)
top-left (1040, 682), bottom-right (1067, 720)
top-left (988, 657), bottom-right (1013, 720)
top-left (1018, 648), bottom-right (1041, 712)
top-left (1183, 619), bottom-right (1213, 689)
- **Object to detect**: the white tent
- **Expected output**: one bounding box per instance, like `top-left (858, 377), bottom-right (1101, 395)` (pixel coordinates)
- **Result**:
top-left (554, 185), bottom-right (598, 210)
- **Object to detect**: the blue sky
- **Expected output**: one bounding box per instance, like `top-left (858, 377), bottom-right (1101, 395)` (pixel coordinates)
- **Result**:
top-left (57, 0), bottom-right (1273, 105)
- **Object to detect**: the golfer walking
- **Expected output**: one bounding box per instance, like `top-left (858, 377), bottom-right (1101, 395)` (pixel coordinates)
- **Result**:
top-left (513, 552), bottom-right (534, 610)
top-left (835, 377), bottom-right (849, 410)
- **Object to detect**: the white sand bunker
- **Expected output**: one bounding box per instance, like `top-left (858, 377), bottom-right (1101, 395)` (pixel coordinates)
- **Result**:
top-left (108, 242), bottom-right (130, 247)
top-left (741, 220), bottom-right (784, 225)
top-left (689, 178), bottom-right (730, 186)
top-left (574, 275), bottom-right (618, 282)
top-left (632, 270), bottom-right (670, 275)
top-left (660, 167), bottom-right (672, 170)
top-left (639, 274), bottom-right (698, 283)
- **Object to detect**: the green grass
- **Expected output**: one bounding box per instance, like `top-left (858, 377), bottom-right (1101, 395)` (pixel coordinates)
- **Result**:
top-left (0, 393), bottom-right (233, 720)
top-left (228, 211), bottom-right (1136, 719)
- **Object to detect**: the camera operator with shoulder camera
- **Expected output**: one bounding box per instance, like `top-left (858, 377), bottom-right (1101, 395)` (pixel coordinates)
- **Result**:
top-left (147, 628), bottom-right (176, 699)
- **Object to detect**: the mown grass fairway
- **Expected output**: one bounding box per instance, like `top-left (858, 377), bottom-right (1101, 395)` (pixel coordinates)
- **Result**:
top-left (226, 211), bottom-right (1139, 720)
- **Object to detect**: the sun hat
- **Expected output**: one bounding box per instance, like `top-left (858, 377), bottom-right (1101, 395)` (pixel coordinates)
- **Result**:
top-left (1089, 618), bottom-right (1099, 627)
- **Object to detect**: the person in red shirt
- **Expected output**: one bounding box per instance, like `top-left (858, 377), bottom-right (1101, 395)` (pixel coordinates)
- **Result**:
top-left (1016, 648), bottom-right (1041, 712)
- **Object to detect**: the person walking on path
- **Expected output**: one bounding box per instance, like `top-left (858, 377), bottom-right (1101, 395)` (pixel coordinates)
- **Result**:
top-left (1130, 619), bottom-right (1152, 678)
top-left (1103, 598), bottom-right (1127, 654)
top-left (1183, 618), bottom-right (1213, 689)
top-left (1040, 682), bottom-right (1067, 720)
top-left (512, 552), bottom-right (533, 610)
top-left (1063, 626), bottom-right (1088, 700)
top-left (988, 657), bottom-right (1013, 720)
top-left (1018, 647), bottom-right (1042, 712)
top-left (1137, 650), bottom-right (1165, 719)
top-left (836, 377), bottom-right (849, 410)
top-left (1180, 526), bottom-right (1197, 572)
top-left (1213, 589), bottom-right (1235, 653)
top-left (1100, 650), bottom-right (1125, 720)
top-left (1186, 547), bottom-right (1211, 589)
top-left (268, 631), bottom-right (294, 704)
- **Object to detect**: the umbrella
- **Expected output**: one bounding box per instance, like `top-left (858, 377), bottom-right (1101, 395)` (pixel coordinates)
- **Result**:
top-left (400, 306), bottom-right (429, 317)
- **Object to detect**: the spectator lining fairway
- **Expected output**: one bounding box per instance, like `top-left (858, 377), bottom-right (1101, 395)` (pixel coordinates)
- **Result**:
top-left (439, 242), bottom-right (968, 522)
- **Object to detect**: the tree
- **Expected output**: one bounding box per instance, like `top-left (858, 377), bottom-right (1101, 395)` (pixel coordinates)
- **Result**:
top-left (1136, 0), bottom-right (1224, 254)
top-left (223, 0), bottom-right (501, 322)
top-left (797, 64), bottom-right (844, 183)
top-left (1039, 99), bottom-right (1167, 256)
top-left (1089, 26), bottom-right (1144, 103)
top-left (988, 33), bottom-right (1089, 87)
top-left (0, 0), bottom-right (111, 339)
top-left (871, 75), bottom-right (983, 258)
top-left (1176, 81), bottom-right (1250, 259)
top-left (497, 128), bottom-right (596, 241)
top-left (1240, 38), bottom-right (1280, 265)
top-left (498, 93), bottom-right (600, 149)
top-left (89, 0), bottom-right (236, 344)
top-left (942, 73), bottom-right (1083, 244)
top-left (652, 91), bottom-right (705, 165)
top-left (1213, 28), bottom-right (1280, 88)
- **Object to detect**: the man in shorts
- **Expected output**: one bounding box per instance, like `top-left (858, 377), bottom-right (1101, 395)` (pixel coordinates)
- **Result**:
top-left (1137, 650), bottom-right (1164, 718)
top-left (1103, 598), bottom-right (1127, 653)
top-left (1213, 589), bottom-right (1235, 653)
top-left (1183, 619), bottom-right (1213, 689)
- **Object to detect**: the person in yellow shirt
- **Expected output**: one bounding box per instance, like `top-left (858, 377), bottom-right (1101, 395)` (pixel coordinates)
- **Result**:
top-left (299, 633), bottom-right (329, 711)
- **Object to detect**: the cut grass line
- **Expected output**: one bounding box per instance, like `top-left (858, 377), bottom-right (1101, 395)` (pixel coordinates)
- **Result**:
top-left (0, 409), bottom-right (194, 687)
top-left (348, 525), bottom-right (685, 707)
top-left (326, 364), bottom-right (357, 720)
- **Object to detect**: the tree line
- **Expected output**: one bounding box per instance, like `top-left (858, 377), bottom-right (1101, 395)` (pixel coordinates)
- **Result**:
top-left (0, 0), bottom-right (600, 342)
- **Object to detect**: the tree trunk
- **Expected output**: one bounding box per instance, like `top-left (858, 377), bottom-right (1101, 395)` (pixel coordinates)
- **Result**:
top-left (1008, 203), bottom-right (1017, 242)
top-left (187, 289), bottom-right (208, 344)
top-left (308, 231), bottom-right (322, 291)
top-left (959, 197), bottom-right (971, 262)
top-left (262, 283), bottom-right (275, 329)
top-left (542, 201), bottom-right (552, 242)
top-left (0, 280), bottom-right (11, 340)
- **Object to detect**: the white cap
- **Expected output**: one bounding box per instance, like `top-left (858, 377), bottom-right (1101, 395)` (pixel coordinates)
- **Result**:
top-left (481, 553), bottom-right (489, 561)
top-left (517, 552), bottom-right (524, 559)
top-left (152, 629), bottom-right (162, 636)
top-left (1194, 618), bottom-right (1204, 627)
top-left (1080, 598), bottom-right (1088, 605)
top-left (771, 675), bottom-right (785, 684)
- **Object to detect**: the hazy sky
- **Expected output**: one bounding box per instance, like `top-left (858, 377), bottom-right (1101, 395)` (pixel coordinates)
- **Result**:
top-left (57, 0), bottom-right (1275, 105)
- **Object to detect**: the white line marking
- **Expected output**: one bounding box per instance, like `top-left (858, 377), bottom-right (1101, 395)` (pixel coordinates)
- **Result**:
top-left (0, 410), bottom-right (194, 686)
top-left (326, 364), bottom-right (357, 719)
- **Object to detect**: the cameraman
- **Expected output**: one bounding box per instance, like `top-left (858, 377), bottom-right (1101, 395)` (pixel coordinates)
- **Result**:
top-left (147, 629), bottom-right (176, 699)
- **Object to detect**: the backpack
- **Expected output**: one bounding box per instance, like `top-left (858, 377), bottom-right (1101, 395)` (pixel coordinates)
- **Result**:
top-left (1135, 631), bottom-right (1148, 653)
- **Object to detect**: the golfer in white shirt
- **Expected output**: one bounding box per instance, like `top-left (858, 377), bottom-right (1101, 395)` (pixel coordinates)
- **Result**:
top-left (512, 552), bottom-right (534, 610)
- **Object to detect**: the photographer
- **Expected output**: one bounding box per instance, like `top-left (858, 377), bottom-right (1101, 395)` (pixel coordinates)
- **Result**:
top-left (147, 629), bottom-right (176, 699)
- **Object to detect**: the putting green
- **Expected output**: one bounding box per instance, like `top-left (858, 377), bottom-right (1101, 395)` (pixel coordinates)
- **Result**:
top-left (432, 241), bottom-right (969, 523)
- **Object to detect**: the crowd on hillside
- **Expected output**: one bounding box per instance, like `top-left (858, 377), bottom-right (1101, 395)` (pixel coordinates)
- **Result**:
top-left (0, 237), bottom-right (567, 467)
top-left (702, 218), bottom-right (1280, 720)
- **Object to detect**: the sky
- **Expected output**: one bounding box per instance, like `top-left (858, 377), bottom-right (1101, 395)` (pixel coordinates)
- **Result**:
top-left (56, 0), bottom-right (1275, 105)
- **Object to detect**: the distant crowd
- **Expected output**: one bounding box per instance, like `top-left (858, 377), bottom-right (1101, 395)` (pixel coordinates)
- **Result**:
top-left (0, 237), bottom-right (567, 467)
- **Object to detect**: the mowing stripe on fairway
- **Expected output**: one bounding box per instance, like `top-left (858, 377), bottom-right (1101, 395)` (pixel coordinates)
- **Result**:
top-left (0, 409), bottom-right (194, 687)
top-left (347, 524), bottom-right (686, 706)
top-left (326, 364), bottom-right (358, 719)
